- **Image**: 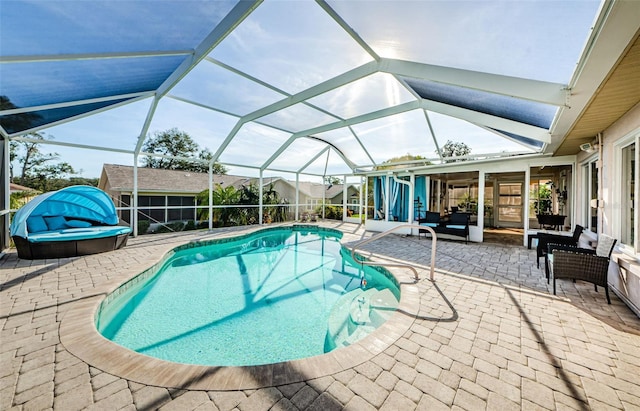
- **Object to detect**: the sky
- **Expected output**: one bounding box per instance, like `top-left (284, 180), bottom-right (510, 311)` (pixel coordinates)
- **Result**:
top-left (2, 0), bottom-right (602, 180)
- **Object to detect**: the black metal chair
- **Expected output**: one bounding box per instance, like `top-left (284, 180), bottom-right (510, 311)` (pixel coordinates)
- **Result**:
top-left (547, 234), bottom-right (617, 304)
top-left (536, 224), bottom-right (584, 270)
top-left (418, 211), bottom-right (441, 239)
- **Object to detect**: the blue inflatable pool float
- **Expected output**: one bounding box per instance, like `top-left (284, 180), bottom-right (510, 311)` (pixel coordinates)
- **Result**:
top-left (10, 185), bottom-right (132, 259)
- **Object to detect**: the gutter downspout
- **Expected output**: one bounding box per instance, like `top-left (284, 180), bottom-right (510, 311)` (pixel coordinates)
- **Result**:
top-left (392, 174), bottom-right (412, 223)
top-left (408, 173), bottom-right (415, 223)
top-left (597, 132), bottom-right (603, 235)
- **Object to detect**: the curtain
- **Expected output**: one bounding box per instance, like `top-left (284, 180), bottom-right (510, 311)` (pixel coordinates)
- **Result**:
top-left (400, 183), bottom-right (409, 222)
top-left (389, 178), bottom-right (400, 220)
top-left (373, 177), bottom-right (387, 220)
top-left (414, 176), bottom-right (427, 219)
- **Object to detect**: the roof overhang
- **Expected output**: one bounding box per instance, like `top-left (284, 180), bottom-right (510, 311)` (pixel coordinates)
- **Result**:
top-left (549, 0), bottom-right (640, 156)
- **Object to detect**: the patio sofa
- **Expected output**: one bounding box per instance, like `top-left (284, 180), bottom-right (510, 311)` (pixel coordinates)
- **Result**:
top-left (419, 211), bottom-right (470, 243)
top-left (10, 186), bottom-right (132, 259)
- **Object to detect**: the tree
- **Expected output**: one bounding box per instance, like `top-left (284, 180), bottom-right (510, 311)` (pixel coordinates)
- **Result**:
top-left (68, 177), bottom-right (99, 187)
top-left (197, 148), bottom-right (228, 174)
top-left (197, 182), bottom-right (289, 226)
top-left (440, 140), bottom-right (471, 163)
top-left (324, 176), bottom-right (342, 185)
top-left (237, 184), bottom-right (260, 225)
top-left (10, 132), bottom-right (77, 191)
top-left (0, 95), bottom-right (42, 133)
top-left (141, 128), bottom-right (228, 174)
top-left (262, 183), bottom-right (288, 223)
top-left (196, 184), bottom-right (240, 226)
top-left (376, 154), bottom-right (430, 170)
top-left (28, 162), bottom-right (76, 192)
top-left (9, 137), bottom-right (17, 182)
top-left (531, 183), bottom-right (552, 215)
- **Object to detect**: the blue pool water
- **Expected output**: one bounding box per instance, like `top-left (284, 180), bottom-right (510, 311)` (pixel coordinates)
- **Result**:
top-left (97, 227), bottom-right (399, 366)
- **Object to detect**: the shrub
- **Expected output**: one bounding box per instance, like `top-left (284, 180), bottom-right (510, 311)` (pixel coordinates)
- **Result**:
top-left (315, 205), bottom-right (343, 220)
top-left (185, 220), bottom-right (196, 231)
top-left (156, 221), bottom-right (185, 233)
top-left (137, 220), bottom-right (150, 234)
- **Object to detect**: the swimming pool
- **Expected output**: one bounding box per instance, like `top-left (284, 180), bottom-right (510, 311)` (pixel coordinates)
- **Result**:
top-left (96, 226), bottom-right (400, 366)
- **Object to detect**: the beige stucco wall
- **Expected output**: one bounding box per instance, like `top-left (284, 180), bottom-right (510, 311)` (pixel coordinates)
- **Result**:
top-left (594, 102), bottom-right (640, 316)
top-left (328, 186), bottom-right (359, 205)
top-left (269, 180), bottom-right (310, 210)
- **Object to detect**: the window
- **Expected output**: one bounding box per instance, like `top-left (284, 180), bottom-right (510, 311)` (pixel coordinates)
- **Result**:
top-left (582, 158), bottom-right (598, 233)
top-left (167, 196), bottom-right (196, 222)
top-left (483, 184), bottom-right (494, 227)
top-left (529, 178), bottom-right (553, 218)
top-left (621, 143), bottom-right (636, 245)
top-left (590, 162), bottom-right (598, 233)
top-left (447, 183), bottom-right (478, 215)
top-left (620, 140), bottom-right (637, 253)
top-left (137, 195), bottom-right (166, 222)
top-left (120, 194), bottom-right (131, 224)
top-left (498, 183), bottom-right (522, 223)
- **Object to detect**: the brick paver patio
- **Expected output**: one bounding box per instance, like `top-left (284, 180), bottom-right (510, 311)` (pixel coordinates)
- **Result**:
top-left (1, 222), bottom-right (639, 410)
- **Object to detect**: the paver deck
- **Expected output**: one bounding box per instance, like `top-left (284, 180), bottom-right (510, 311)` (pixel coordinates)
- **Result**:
top-left (1, 222), bottom-right (639, 410)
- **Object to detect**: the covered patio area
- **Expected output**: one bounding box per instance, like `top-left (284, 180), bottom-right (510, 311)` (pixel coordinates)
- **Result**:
top-left (1, 222), bottom-right (638, 410)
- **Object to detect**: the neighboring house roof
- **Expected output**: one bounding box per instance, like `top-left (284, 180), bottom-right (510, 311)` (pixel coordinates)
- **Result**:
top-left (304, 182), bottom-right (345, 199)
top-left (263, 177), bottom-right (358, 199)
top-left (99, 164), bottom-right (251, 194)
top-left (10, 183), bottom-right (38, 193)
top-left (99, 164), bottom-right (359, 199)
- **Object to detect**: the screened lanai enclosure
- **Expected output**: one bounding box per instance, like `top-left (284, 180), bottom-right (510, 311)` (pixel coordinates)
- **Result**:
top-left (2, 0), bottom-right (638, 249)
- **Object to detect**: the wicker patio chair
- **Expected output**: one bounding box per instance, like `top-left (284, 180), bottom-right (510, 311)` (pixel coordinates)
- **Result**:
top-left (536, 225), bottom-right (584, 269)
top-left (548, 234), bottom-right (617, 304)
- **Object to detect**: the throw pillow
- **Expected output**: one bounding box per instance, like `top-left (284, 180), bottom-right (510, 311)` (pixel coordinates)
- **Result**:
top-left (66, 220), bottom-right (92, 228)
top-left (44, 215), bottom-right (68, 231)
top-left (27, 216), bottom-right (48, 233)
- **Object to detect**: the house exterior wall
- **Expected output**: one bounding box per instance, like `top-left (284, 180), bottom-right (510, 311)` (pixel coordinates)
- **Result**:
top-left (589, 102), bottom-right (640, 315)
top-left (328, 186), bottom-right (359, 205)
top-left (97, 191), bottom-right (200, 229)
top-left (268, 180), bottom-right (298, 206)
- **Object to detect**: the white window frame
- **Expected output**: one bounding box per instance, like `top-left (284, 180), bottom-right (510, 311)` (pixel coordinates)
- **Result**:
top-left (614, 130), bottom-right (639, 257)
top-left (580, 155), bottom-right (599, 234)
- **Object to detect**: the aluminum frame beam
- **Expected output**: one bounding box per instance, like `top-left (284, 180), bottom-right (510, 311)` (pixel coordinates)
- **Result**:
top-left (0, 50), bottom-right (194, 64)
top-left (291, 100), bottom-right (421, 138)
top-left (209, 61), bottom-right (379, 165)
top-left (6, 95), bottom-right (153, 138)
top-left (11, 135), bottom-right (135, 154)
top-left (380, 58), bottom-right (569, 107)
top-left (420, 100), bottom-right (551, 143)
top-left (155, 1), bottom-right (262, 100)
top-left (0, 92), bottom-right (152, 116)
top-left (134, 1), bottom-right (261, 155)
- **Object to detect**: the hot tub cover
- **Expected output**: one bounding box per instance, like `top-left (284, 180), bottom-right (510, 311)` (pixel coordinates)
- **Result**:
top-left (10, 185), bottom-right (121, 239)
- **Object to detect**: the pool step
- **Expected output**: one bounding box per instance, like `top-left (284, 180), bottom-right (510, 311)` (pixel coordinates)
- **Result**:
top-left (349, 289), bottom-right (374, 325)
top-left (370, 288), bottom-right (398, 310)
top-left (325, 287), bottom-right (398, 351)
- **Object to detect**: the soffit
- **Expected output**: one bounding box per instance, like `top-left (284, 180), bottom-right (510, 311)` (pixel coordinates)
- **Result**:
top-left (555, 30), bottom-right (640, 156)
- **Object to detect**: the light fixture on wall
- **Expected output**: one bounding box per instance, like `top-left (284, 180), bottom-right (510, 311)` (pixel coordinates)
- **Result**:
top-left (580, 142), bottom-right (597, 154)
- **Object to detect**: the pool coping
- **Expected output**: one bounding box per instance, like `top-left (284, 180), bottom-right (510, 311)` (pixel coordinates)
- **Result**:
top-left (59, 227), bottom-right (421, 390)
